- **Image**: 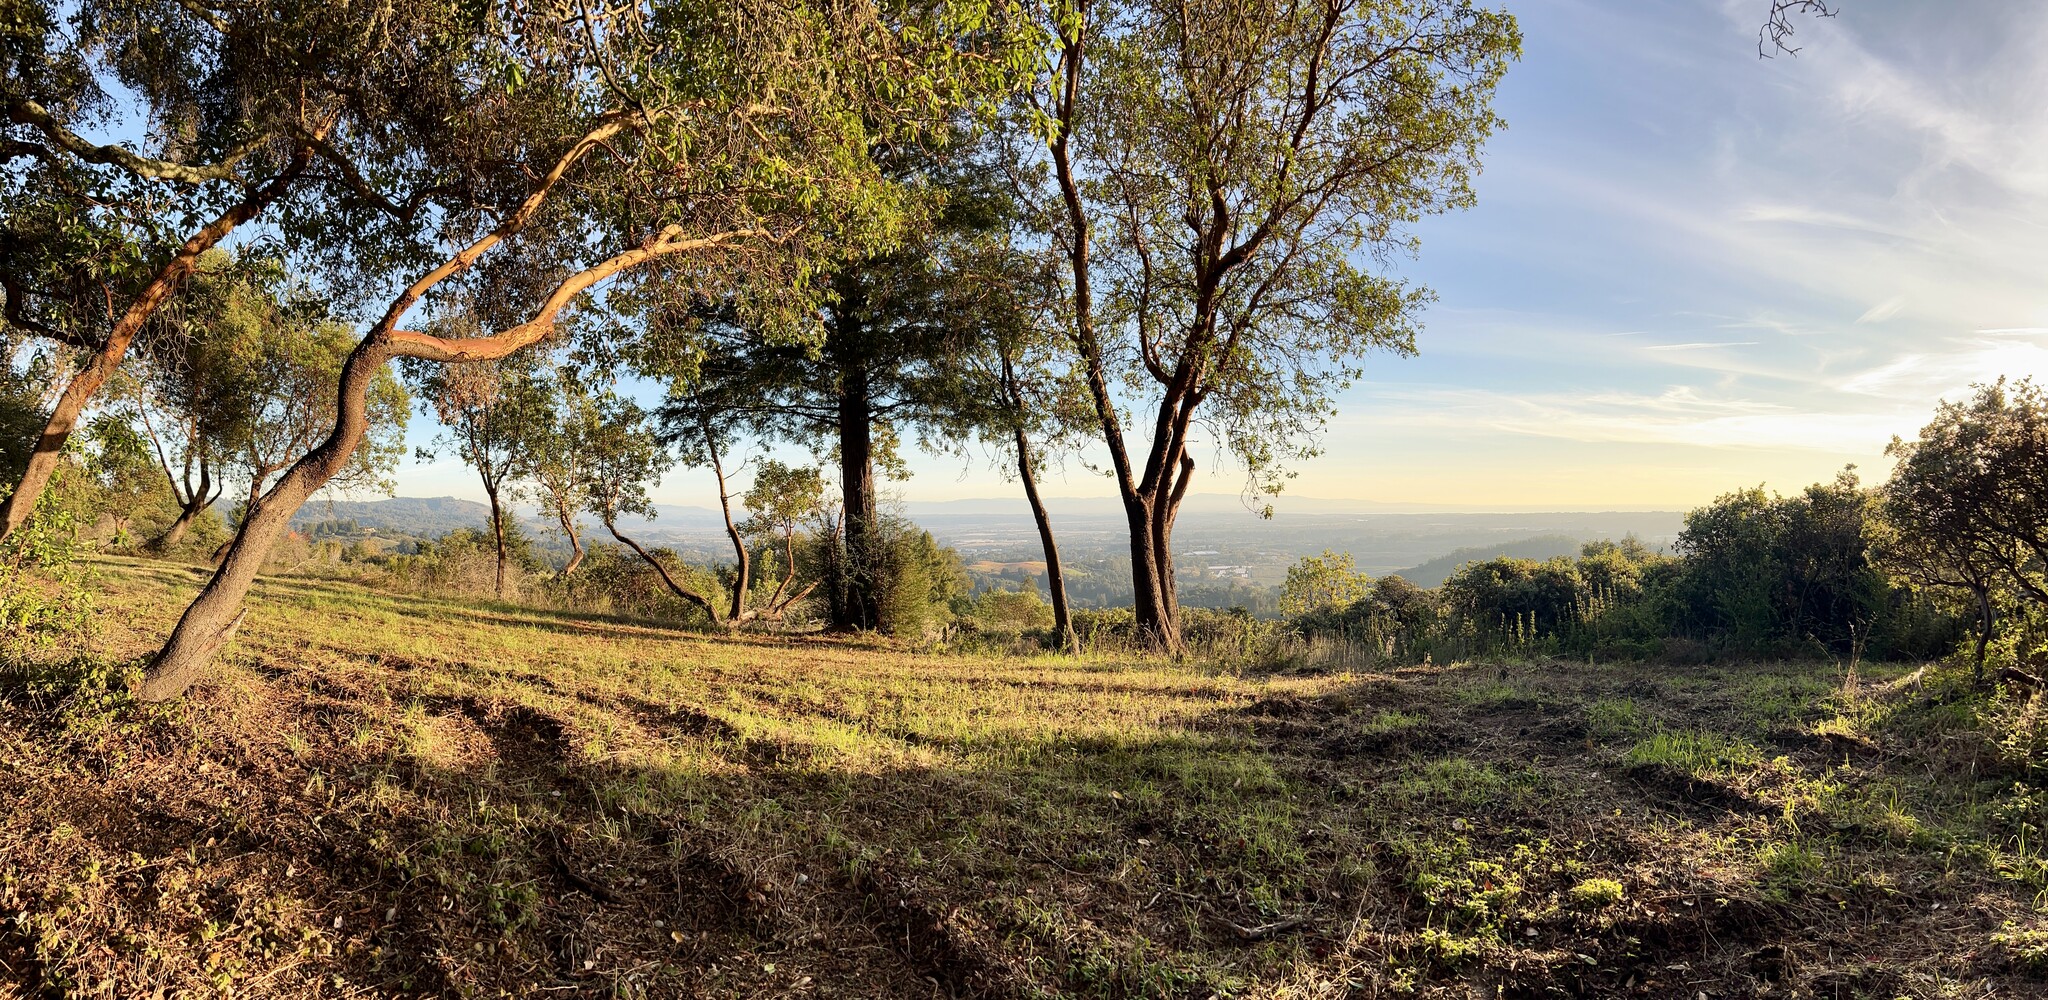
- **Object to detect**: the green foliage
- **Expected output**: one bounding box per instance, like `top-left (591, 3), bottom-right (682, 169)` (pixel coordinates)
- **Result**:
top-left (76, 413), bottom-right (172, 547)
top-left (876, 521), bottom-right (969, 641)
top-left (1983, 690), bottom-right (2048, 779)
top-left (1991, 922), bottom-right (2048, 975)
top-left (1566, 877), bottom-right (1624, 909)
top-left (1441, 556), bottom-right (1584, 648)
top-left (1672, 470), bottom-right (1890, 657)
top-left (1279, 472), bottom-right (1959, 667)
top-left (964, 587), bottom-right (1056, 635)
top-left (740, 462), bottom-right (826, 540)
top-left (1279, 550), bottom-right (1371, 618)
top-left (0, 487), bottom-right (97, 659)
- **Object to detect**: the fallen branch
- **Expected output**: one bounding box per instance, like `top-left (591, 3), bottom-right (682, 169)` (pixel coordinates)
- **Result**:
top-left (1213, 912), bottom-right (1314, 942)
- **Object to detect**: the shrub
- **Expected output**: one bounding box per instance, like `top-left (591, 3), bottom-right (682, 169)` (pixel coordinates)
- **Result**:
top-left (965, 587), bottom-right (1055, 634)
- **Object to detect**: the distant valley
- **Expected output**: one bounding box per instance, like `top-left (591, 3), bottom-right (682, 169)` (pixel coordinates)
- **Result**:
top-left (293, 493), bottom-right (1684, 608)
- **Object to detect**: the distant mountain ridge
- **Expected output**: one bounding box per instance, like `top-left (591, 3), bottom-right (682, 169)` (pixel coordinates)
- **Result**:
top-left (291, 496), bottom-right (495, 538)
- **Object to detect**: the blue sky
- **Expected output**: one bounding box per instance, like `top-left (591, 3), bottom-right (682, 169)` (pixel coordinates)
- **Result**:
top-left (395, 0), bottom-right (2048, 512)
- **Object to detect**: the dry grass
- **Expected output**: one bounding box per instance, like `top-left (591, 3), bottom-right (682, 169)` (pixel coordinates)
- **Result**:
top-left (0, 556), bottom-right (2042, 997)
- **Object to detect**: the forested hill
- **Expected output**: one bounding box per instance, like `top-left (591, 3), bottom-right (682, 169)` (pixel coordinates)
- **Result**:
top-left (1389, 533), bottom-right (1592, 588)
top-left (288, 497), bottom-right (494, 539)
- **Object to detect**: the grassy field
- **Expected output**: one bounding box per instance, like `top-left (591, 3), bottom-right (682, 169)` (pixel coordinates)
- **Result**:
top-left (2, 558), bottom-right (2045, 998)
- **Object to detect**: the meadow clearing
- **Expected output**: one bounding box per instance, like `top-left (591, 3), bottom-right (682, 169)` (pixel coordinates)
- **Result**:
top-left (3, 558), bottom-right (2041, 998)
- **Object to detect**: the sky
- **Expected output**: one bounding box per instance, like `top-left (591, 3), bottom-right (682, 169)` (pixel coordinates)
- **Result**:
top-left (392, 0), bottom-right (2048, 514)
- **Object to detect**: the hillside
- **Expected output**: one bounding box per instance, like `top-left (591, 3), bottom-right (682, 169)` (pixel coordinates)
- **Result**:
top-left (291, 496), bottom-right (496, 538)
top-left (1388, 533), bottom-right (1591, 588)
top-left (1, 559), bottom-right (2037, 997)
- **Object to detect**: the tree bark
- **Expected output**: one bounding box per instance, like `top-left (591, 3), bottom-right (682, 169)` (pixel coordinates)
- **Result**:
top-left (836, 357), bottom-right (882, 632)
top-left (1974, 583), bottom-right (1995, 683)
top-left (1046, 15), bottom-right (1183, 655)
top-left (149, 456), bottom-right (217, 551)
top-left (556, 507), bottom-right (585, 575)
top-left (0, 147), bottom-right (311, 540)
top-left (1015, 425), bottom-right (1078, 654)
top-left (153, 483), bottom-right (216, 551)
top-left (486, 484), bottom-right (507, 598)
top-left (707, 425), bottom-right (750, 623)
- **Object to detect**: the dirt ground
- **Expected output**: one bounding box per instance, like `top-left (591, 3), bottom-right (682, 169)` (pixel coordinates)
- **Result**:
top-left (2, 561), bottom-right (2041, 997)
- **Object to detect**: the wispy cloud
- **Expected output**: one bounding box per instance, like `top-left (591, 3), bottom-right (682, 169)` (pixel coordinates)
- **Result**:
top-left (1645, 341), bottom-right (1760, 352)
top-left (1365, 385), bottom-right (1917, 455)
top-left (1855, 298), bottom-right (1904, 324)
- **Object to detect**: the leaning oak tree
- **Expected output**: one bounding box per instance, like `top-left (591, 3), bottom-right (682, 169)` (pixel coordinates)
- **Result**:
top-left (0, 0), bottom-right (441, 537)
top-left (1026, 0), bottom-right (1518, 651)
top-left (137, 0), bottom-right (1032, 699)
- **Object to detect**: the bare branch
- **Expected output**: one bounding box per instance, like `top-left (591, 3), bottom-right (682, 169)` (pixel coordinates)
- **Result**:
top-left (1761, 1), bottom-right (1837, 58)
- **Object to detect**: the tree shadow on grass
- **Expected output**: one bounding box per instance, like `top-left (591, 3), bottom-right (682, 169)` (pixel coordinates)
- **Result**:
top-left (1, 620), bottom-right (2033, 999)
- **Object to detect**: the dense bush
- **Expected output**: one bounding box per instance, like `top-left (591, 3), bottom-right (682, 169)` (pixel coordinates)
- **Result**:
top-left (1281, 470), bottom-right (1966, 667)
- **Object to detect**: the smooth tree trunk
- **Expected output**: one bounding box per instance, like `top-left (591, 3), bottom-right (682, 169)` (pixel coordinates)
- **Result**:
top-left (0, 148), bottom-right (311, 540)
top-left (556, 507), bottom-right (585, 576)
top-left (149, 457), bottom-right (218, 551)
top-left (1014, 425), bottom-right (1078, 654)
top-left (153, 485), bottom-right (216, 551)
top-left (707, 425), bottom-right (750, 623)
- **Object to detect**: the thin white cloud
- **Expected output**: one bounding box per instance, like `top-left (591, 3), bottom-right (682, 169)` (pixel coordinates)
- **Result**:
top-left (1366, 385), bottom-right (1914, 455)
top-left (1644, 341), bottom-right (1760, 352)
top-left (1855, 298), bottom-right (1904, 324)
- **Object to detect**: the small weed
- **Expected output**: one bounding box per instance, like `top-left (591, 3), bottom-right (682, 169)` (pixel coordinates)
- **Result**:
top-left (1585, 698), bottom-right (1646, 741)
top-left (1992, 922), bottom-right (2048, 976)
top-left (1567, 877), bottom-right (1624, 909)
top-left (1626, 729), bottom-right (1762, 777)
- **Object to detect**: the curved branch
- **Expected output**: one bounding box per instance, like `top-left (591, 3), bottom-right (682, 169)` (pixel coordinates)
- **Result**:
top-left (369, 116), bottom-right (634, 335)
top-left (607, 520), bottom-right (723, 625)
top-left (386, 226), bottom-right (766, 364)
top-left (5, 97), bottom-right (258, 185)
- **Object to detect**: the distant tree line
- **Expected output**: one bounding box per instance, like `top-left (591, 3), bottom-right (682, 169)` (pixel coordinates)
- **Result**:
top-left (1286, 382), bottom-right (2048, 676)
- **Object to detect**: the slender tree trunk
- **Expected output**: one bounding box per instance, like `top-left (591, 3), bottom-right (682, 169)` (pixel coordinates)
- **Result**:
top-left (707, 421), bottom-right (749, 622)
top-left (153, 488), bottom-right (214, 551)
top-left (607, 521), bottom-right (721, 625)
top-left (556, 507), bottom-right (585, 575)
top-left (0, 148), bottom-right (310, 540)
top-left (149, 460), bottom-right (215, 551)
top-left (486, 484), bottom-right (507, 598)
top-left (836, 361), bottom-right (882, 632)
top-left (1014, 426), bottom-right (1078, 654)
top-left (1047, 20), bottom-right (1183, 655)
top-left (1975, 583), bottom-right (1995, 683)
